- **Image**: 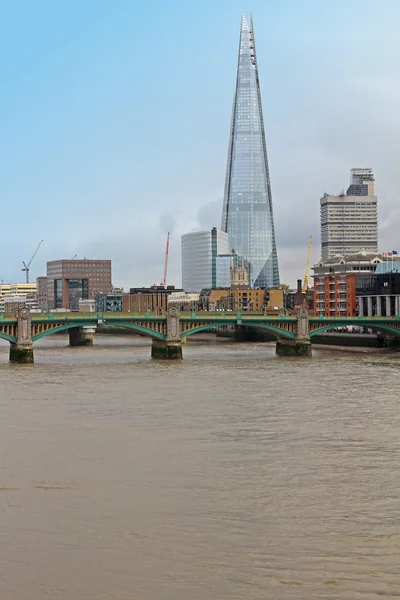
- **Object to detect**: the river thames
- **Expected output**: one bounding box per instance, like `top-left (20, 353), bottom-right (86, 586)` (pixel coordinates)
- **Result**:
top-left (0, 335), bottom-right (399, 599)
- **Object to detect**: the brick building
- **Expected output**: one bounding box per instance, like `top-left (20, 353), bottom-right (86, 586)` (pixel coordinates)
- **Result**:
top-left (47, 260), bottom-right (112, 310)
top-left (122, 286), bottom-right (183, 312)
top-left (312, 251), bottom-right (383, 317)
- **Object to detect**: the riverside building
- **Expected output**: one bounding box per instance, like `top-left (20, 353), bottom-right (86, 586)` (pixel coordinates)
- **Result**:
top-left (320, 168), bottom-right (378, 261)
top-left (356, 261), bottom-right (400, 317)
top-left (221, 14), bottom-right (279, 288)
top-left (312, 251), bottom-right (383, 317)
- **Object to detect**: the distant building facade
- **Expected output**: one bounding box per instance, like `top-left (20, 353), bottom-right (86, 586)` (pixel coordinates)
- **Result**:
top-left (0, 283), bottom-right (38, 312)
top-left (46, 260), bottom-right (112, 310)
top-left (285, 280), bottom-right (314, 312)
top-left (123, 286), bottom-right (183, 313)
top-left (95, 292), bottom-right (123, 312)
top-left (199, 287), bottom-right (284, 312)
top-left (36, 276), bottom-right (48, 310)
top-left (313, 251), bottom-right (383, 317)
top-left (356, 270), bottom-right (400, 317)
top-left (181, 228), bottom-right (229, 291)
top-left (321, 168), bottom-right (378, 261)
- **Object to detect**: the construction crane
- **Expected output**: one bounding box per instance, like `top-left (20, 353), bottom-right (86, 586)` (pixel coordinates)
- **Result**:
top-left (160, 232), bottom-right (170, 288)
top-left (302, 236), bottom-right (312, 292)
top-left (21, 240), bottom-right (43, 283)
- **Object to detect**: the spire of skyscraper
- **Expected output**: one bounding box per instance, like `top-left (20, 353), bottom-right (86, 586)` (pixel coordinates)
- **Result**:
top-left (221, 13), bottom-right (279, 288)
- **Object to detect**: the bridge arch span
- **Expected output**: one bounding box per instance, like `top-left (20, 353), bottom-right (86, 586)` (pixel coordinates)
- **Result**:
top-left (309, 323), bottom-right (400, 338)
top-left (180, 321), bottom-right (296, 340)
top-left (32, 322), bottom-right (166, 342)
top-left (0, 332), bottom-right (17, 344)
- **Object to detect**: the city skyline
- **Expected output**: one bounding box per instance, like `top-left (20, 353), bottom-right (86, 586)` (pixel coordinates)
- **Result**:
top-left (221, 14), bottom-right (279, 288)
top-left (1, 1), bottom-right (400, 288)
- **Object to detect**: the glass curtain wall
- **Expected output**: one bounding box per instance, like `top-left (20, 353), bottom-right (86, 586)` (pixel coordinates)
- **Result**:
top-left (221, 14), bottom-right (279, 288)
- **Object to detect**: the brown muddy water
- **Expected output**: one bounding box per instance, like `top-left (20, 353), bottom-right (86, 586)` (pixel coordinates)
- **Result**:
top-left (0, 335), bottom-right (399, 599)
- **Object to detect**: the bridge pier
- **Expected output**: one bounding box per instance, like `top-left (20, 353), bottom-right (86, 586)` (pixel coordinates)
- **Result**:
top-left (9, 342), bottom-right (34, 363)
top-left (69, 326), bottom-right (95, 347)
top-left (9, 308), bottom-right (34, 363)
top-left (152, 306), bottom-right (183, 360)
top-left (151, 340), bottom-right (183, 360)
top-left (276, 307), bottom-right (312, 357)
top-left (276, 339), bottom-right (312, 357)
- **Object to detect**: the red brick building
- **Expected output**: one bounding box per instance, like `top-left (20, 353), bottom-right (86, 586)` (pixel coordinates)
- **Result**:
top-left (313, 252), bottom-right (383, 317)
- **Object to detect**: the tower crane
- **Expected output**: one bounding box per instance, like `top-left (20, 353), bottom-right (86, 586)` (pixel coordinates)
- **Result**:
top-left (160, 232), bottom-right (170, 289)
top-left (302, 236), bottom-right (312, 292)
top-left (22, 240), bottom-right (43, 283)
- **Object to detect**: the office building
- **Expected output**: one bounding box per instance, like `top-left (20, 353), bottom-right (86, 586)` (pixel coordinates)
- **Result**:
top-left (320, 168), bottom-right (378, 261)
top-left (221, 14), bottom-right (279, 288)
top-left (46, 259), bottom-right (112, 310)
top-left (181, 228), bottom-right (229, 291)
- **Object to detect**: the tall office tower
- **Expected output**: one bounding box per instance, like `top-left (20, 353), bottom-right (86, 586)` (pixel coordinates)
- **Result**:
top-left (320, 168), bottom-right (378, 261)
top-left (221, 14), bottom-right (279, 288)
top-left (181, 228), bottom-right (229, 292)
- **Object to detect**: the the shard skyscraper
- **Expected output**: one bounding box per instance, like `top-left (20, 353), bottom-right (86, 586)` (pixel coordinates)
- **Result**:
top-left (221, 14), bottom-right (279, 288)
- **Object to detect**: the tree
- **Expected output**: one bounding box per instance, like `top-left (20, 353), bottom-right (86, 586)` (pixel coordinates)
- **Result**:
top-left (279, 284), bottom-right (290, 293)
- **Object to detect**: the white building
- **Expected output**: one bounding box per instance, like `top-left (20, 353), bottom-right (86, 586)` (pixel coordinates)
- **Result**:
top-left (168, 291), bottom-right (200, 306)
top-left (0, 283), bottom-right (38, 312)
top-left (320, 168), bottom-right (378, 261)
top-left (181, 228), bottom-right (229, 292)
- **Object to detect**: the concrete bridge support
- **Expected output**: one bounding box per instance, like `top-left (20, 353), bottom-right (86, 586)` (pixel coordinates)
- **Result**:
top-left (152, 307), bottom-right (182, 360)
top-left (9, 308), bottom-right (34, 363)
top-left (69, 326), bottom-right (95, 347)
top-left (276, 308), bottom-right (312, 357)
top-left (151, 340), bottom-right (183, 359)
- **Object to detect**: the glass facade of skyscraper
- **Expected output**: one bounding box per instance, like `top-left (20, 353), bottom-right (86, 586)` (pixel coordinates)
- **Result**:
top-left (221, 14), bottom-right (279, 288)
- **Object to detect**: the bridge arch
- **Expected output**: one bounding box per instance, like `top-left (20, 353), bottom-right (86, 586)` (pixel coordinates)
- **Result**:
top-left (0, 332), bottom-right (17, 344)
top-left (180, 321), bottom-right (296, 340)
top-left (32, 322), bottom-right (166, 342)
top-left (309, 323), bottom-right (400, 338)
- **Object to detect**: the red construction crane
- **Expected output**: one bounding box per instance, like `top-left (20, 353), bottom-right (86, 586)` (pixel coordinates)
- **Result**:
top-left (160, 232), bottom-right (170, 288)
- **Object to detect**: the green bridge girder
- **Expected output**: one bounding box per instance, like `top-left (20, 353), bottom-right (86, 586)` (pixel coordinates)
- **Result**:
top-left (0, 312), bottom-right (400, 344)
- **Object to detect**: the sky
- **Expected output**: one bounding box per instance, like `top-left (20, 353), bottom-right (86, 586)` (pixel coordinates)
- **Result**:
top-left (1, 0), bottom-right (400, 289)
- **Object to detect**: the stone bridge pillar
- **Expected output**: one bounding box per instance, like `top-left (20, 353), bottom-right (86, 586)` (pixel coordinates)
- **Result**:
top-left (10, 308), bottom-right (34, 363)
top-left (69, 326), bottom-right (95, 347)
top-left (151, 307), bottom-right (183, 359)
top-left (276, 308), bottom-right (312, 357)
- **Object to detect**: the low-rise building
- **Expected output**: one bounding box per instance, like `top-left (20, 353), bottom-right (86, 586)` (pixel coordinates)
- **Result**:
top-left (79, 299), bottom-right (96, 312)
top-left (0, 283), bottom-right (38, 312)
top-left (227, 288), bottom-right (268, 311)
top-left (285, 280), bottom-right (314, 311)
top-left (356, 267), bottom-right (400, 316)
top-left (312, 251), bottom-right (383, 317)
top-left (167, 291), bottom-right (200, 310)
top-left (95, 292), bottom-right (123, 312)
top-left (3, 295), bottom-right (39, 313)
top-left (123, 286), bottom-right (183, 312)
